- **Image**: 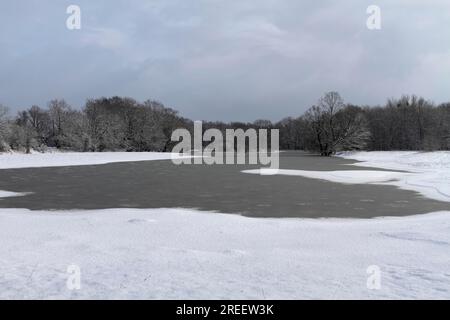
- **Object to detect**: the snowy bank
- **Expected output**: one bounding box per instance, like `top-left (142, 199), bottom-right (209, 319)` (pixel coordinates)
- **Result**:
top-left (0, 207), bottom-right (449, 299)
top-left (338, 151), bottom-right (450, 203)
top-left (0, 191), bottom-right (29, 198)
top-left (244, 151), bottom-right (450, 203)
top-left (243, 169), bottom-right (411, 185)
top-left (0, 152), bottom-right (188, 169)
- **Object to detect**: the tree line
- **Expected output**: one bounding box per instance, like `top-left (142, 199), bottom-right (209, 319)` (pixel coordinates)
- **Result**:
top-left (277, 93), bottom-right (450, 154)
top-left (0, 97), bottom-right (189, 153)
top-left (0, 92), bottom-right (449, 155)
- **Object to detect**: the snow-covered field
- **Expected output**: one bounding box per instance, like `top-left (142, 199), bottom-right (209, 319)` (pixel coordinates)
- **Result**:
top-left (244, 151), bottom-right (450, 202)
top-left (339, 151), bottom-right (450, 202)
top-left (1, 208), bottom-right (449, 299)
top-left (0, 151), bottom-right (188, 169)
top-left (0, 151), bottom-right (449, 299)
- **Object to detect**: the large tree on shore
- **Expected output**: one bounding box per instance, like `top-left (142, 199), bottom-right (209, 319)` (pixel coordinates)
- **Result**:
top-left (305, 92), bottom-right (369, 156)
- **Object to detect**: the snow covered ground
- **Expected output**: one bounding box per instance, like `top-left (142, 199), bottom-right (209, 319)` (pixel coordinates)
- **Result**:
top-left (0, 191), bottom-right (28, 198)
top-left (338, 151), bottom-right (450, 202)
top-left (0, 151), bottom-right (188, 169)
top-left (244, 168), bottom-right (411, 186)
top-left (244, 151), bottom-right (450, 202)
top-left (0, 208), bottom-right (449, 299)
top-left (0, 151), bottom-right (449, 299)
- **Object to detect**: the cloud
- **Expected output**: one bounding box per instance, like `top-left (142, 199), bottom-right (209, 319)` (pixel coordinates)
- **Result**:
top-left (0, 0), bottom-right (449, 121)
top-left (80, 27), bottom-right (127, 50)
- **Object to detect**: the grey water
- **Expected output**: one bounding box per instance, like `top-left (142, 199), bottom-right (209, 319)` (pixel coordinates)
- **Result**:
top-left (0, 152), bottom-right (448, 218)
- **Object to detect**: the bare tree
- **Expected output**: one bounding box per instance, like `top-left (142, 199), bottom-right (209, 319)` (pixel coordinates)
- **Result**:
top-left (305, 92), bottom-right (369, 155)
top-left (435, 103), bottom-right (450, 150)
top-left (14, 111), bottom-right (38, 153)
top-left (26, 105), bottom-right (51, 146)
top-left (0, 104), bottom-right (10, 151)
top-left (0, 105), bottom-right (8, 134)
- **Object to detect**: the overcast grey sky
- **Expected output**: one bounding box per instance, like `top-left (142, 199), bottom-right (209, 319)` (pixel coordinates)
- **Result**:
top-left (0, 0), bottom-right (449, 121)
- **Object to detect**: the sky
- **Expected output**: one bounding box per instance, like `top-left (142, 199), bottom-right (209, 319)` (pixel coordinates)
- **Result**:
top-left (0, 0), bottom-right (449, 121)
